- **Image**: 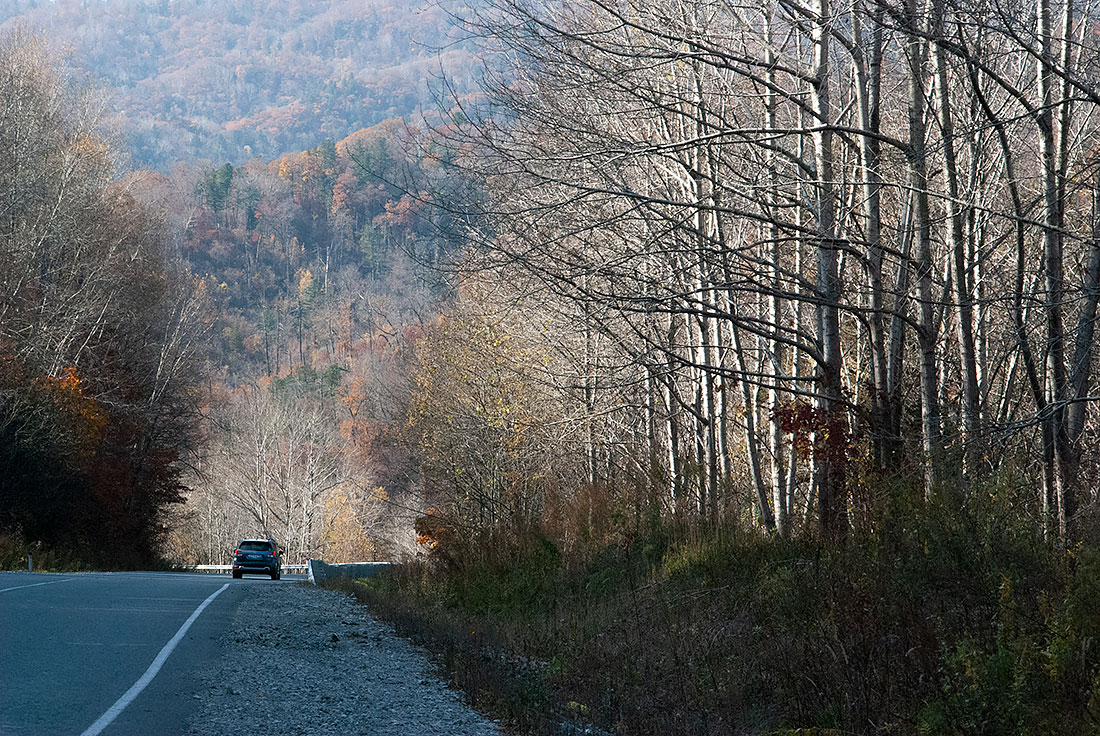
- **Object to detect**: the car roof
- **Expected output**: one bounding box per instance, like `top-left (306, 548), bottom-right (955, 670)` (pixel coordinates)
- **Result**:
top-left (241, 538), bottom-right (275, 544)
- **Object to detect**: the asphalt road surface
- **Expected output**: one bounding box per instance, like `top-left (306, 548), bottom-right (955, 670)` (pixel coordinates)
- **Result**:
top-left (0, 570), bottom-right (306, 736)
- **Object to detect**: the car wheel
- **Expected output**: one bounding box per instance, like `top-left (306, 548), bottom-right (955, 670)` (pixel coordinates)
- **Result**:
top-left (232, 571), bottom-right (242, 579)
top-left (271, 570), bottom-right (280, 580)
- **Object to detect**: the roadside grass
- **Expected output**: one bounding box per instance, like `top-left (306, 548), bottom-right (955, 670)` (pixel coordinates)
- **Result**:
top-left (332, 492), bottom-right (1100, 735)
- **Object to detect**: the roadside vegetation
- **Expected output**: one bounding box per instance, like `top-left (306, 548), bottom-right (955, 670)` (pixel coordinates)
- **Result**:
top-left (0, 532), bottom-right (181, 572)
top-left (340, 488), bottom-right (1100, 735)
top-left (0, 533), bottom-right (90, 572)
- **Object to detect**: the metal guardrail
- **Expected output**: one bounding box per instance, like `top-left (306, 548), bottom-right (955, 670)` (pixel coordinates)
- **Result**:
top-left (181, 561), bottom-right (394, 583)
top-left (306, 560), bottom-right (393, 584)
top-left (184, 564), bottom-right (308, 573)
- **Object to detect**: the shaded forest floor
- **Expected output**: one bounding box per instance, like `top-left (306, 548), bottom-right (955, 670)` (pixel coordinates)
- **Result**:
top-left (334, 495), bottom-right (1100, 735)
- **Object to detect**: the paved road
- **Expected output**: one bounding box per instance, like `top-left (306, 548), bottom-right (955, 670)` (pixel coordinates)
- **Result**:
top-left (0, 570), bottom-right (305, 736)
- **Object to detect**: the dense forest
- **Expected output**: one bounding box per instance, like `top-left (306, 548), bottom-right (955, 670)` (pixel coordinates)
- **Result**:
top-left (414, 0), bottom-right (1100, 545)
top-left (0, 0), bottom-right (480, 167)
top-left (6, 0), bottom-right (1100, 730)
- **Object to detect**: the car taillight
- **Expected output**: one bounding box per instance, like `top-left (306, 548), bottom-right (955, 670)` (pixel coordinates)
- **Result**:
top-left (270, 551), bottom-right (276, 556)
top-left (234, 549), bottom-right (239, 555)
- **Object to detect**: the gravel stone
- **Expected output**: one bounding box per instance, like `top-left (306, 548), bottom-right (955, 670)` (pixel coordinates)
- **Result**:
top-left (186, 584), bottom-right (504, 735)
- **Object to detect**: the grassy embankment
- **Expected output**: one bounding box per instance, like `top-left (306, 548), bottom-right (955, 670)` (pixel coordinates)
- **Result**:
top-left (333, 488), bottom-right (1100, 735)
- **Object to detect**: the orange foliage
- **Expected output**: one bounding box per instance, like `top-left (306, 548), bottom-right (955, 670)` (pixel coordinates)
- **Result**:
top-left (414, 509), bottom-right (451, 550)
top-left (330, 171), bottom-right (357, 215)
top-left (377, 194), bottom-right (421, 229)
top-left (37, 367), bottom-right (107, 459)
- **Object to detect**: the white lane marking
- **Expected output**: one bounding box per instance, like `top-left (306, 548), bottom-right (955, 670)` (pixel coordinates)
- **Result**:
top-left (0, 578), bottom-right (74, 593)
top-left (79, 582), bottom-right (230, 736)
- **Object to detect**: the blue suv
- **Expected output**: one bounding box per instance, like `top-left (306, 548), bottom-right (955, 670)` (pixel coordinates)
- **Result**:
top-left (232, 539), bottom-right (281, 579)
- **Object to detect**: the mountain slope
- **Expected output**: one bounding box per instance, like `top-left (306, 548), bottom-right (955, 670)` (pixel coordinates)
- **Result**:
top-left (0, 0), bottom-right (479, 168)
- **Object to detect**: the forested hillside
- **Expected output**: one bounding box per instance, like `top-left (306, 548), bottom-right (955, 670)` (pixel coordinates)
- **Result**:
top-left (157, 120), bottom-right (470, 565)
top-left (0, 0), bottom-right (481, 567)
top-left (0, 25), bottom-right (470, 567)
top-left (0, 0), bottom-right (479, 167)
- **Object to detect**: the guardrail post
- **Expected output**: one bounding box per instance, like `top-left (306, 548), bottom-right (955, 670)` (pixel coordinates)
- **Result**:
top-left (27, 554), bottom-right (32, 573)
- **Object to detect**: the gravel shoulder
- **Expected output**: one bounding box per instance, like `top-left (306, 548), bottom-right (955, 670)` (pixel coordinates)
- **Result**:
top-left (186, 583), bottom-right (504, 735)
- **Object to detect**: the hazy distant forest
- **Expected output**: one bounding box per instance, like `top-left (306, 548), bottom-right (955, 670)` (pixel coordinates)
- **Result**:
top-left (8, 0), bottom-right (1100, 731)
top-left (0, 0), bottom-right (479, 166)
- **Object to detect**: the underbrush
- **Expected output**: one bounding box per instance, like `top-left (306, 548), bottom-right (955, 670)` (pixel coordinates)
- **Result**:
top-left (0, 531), bottom-right (166, 571)
top-left (336, 493), bottom-right (1100, 735)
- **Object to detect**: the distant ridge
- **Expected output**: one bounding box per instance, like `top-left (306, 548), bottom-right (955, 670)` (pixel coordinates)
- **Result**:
top-left (0, 0), bottom-right (481, 169)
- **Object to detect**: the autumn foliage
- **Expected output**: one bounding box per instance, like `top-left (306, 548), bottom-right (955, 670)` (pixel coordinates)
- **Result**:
top-left (160, 111), bottom-right (471, 564)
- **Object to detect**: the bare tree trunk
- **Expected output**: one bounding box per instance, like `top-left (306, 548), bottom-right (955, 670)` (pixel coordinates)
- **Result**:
top-left (905, 0), bottom-right (943, 498)
top-left (662, 306), bottom-right (686, 514)
top-left (1036, 0), bottom-right (1076, 538)
top-left (729, 319), bottom-right (776, 531)
top-left (810, 0), bottom-right (847, 538)
top-left (849, 0), bottom-right (889, 472)
top-left (582, 282), bottom-right (598, 487)
top-left (929, 3), bottom-right (980, 485)
top-left (765, 8), bottom-right (790, 536)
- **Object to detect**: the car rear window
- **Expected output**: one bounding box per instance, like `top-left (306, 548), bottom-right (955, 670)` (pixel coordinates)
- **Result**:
top-left (239, 541), bottom-right (273, 551)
